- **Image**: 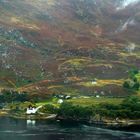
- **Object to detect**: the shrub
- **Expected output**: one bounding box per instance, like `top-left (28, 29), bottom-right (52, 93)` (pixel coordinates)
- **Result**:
top-left (121, 96), bottom-right (140, 110)
top-left (123, 81), bottom-right (130, 89)
top-left (58, 102), bottom-right (93, 120)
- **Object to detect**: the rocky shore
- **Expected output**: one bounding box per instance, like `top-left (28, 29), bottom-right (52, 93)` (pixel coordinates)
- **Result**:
top-left (91, 118), bottom-right (140, 127)
top-left (0, 110), bottom-right (8, 116)
top-left (56, 115), bottom-right (140, 128)
top-left (1, 109), bottom-right (140, 128)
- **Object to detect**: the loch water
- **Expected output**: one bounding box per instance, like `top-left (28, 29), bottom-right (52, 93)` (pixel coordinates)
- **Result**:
top-left (0, 117), bottom-right (140, 140)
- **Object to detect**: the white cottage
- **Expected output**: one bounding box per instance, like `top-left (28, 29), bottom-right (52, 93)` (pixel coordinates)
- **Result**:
top-left (26, 105), bottom-right (42, 115)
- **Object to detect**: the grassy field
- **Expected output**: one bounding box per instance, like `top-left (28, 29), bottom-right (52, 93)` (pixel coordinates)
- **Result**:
top-left (35, 97), bottom-right (123, 108)
top-left (68, 97), bottom-right (123, 106)
top-left (77, 79), bottom-right (124, 87)
top-left (36, 98), bottom-right (59, 107)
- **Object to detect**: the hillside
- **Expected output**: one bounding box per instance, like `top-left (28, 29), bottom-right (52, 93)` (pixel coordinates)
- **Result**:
top-left (0, 0), bottom-right (140, 97)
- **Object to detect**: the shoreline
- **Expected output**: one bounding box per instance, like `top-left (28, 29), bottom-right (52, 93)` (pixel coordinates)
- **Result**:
top-left (91, 119), bottom-right (140, 127)
top-left (9, 113), bottom-right (57, 120)
top-left (56, 116), bottom-right (140, 127)
top-left (0, 110), bottom-right (8, 116)
top-left (1, 110), bottom-right (140, 128)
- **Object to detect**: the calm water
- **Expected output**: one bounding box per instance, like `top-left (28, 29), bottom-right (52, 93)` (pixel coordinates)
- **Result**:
top-left (0, 117), bottom-right (140, 140)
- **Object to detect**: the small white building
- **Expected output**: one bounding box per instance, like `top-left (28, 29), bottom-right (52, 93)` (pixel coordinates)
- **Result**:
top-left (96, 95), bottom-right (100, 98)
top-left (26, 106), bottom-right (42, 115)
top-left (92, 80), bottom-right (97, 85)
top-left (26, 107), bottom-right (36, 114)
top-left (57, 99), bottom-right (63, 104)
top-left (65, 95), bottom-right (71, 99)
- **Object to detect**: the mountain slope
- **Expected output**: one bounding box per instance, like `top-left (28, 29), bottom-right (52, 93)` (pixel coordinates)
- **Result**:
top-left (0, 0), bottom-right (140, 96)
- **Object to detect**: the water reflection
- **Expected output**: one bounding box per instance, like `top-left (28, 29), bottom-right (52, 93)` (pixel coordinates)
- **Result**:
top-left (27, 120), bottom-right (36, 127)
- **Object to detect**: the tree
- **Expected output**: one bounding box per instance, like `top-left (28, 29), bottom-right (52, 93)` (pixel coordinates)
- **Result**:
top-left (121, 96), bottom-right (140, 111)
top-left (123, 69), bottom-right (140, 91)
top-left (1, 89), bottom-right (29, 103)
top-left (123, 81), bottom-right (130, 88)
top-left (133, 82), bottom-right (140, 90)
top-left (0, 95), bottom-right (5, 103)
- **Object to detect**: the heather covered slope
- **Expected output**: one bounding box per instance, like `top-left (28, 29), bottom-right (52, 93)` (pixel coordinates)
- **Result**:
top-left (0, 0), bottom-right (140, 96)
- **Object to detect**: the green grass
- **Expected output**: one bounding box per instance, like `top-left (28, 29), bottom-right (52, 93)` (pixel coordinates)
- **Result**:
top-left (36, 98), bottom-right (60, 107)
top-left (36, 97), bottom-right (124, 108)
top-left (35, 95), bottom-right (123, 106)
top-left (68, 97), bottom-right (123, 106)
top-left (136, 72), bottom-right (140, 82)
